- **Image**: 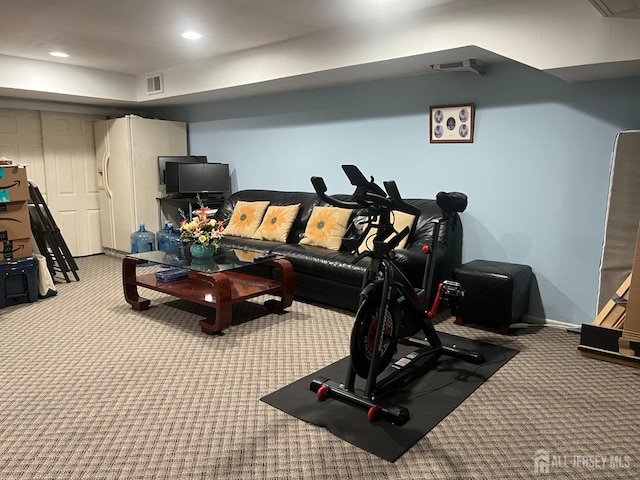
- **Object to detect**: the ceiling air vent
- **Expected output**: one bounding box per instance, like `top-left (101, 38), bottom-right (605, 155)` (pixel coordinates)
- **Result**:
top-left (146, 74), bottom-right (163, 95)
top-left (431, 59), bottom-right (484, 75)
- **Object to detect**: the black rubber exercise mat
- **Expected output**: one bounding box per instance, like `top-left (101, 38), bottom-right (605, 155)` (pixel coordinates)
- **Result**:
top-left (261, 332), bottom-right (518, 462)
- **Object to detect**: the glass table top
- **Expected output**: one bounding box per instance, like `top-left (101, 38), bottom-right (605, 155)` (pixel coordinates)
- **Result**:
top-left (126, 247), bottom-right (279, 274)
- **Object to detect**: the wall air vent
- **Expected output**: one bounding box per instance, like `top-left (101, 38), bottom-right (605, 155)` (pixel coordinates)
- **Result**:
top-left (146, 74), bottom-right (163, 95)
top-left (431, 59), bottom-right (484, 75)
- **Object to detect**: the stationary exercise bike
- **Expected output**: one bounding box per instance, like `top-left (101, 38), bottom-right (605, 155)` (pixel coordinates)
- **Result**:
top-left (309, 165), bottom-right (484, 425)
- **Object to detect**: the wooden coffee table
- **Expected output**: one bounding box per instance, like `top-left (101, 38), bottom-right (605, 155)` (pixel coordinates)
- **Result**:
top-left (122, 248), bottom-right (294, 335)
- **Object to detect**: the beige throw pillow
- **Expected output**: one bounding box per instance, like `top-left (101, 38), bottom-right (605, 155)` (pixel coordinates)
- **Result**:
top-left (299, 206), bottom-right (353, 251)
top-left (252, 204), bottom-right (301, 242)
top-left (223, 201), bottom-right (270, 238)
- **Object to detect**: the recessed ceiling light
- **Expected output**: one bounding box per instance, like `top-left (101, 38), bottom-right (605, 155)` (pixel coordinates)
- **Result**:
top-left (181, 31), bottom-right (202, 40)
top-left (49, 51), bottom-right (69, 58)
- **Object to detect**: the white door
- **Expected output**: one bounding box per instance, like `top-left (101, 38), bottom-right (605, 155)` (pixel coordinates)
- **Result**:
top-left (41, 111), bottom-right (104, 257)
top-left (0, 108), bottom-right (45, 189)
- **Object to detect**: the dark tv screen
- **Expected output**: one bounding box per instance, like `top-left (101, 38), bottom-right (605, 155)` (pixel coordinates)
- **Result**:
top-left (158, 155), bottom-right (206, 185)
top-left (167, 163), bottom-right (231, 195)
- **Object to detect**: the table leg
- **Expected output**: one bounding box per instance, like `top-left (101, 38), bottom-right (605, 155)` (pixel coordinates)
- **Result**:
top-left (122, 257), bottom-right (151, 310)
top-left (198, 272), bottom-right (233, 335)
top-left (264, 259), bottom-right (294, 313)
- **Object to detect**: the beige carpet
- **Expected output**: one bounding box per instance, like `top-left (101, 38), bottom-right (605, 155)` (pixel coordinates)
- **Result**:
top-left (0, 254), bottom-right (639, 479)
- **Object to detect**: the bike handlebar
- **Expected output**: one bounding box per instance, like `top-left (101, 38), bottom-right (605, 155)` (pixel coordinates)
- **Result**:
top-left (310, 176), bottom-right (362, 209)
top-left (342, 164), bottom-right (387, 198)
top-left (383, 180), bottom-right (421, 217)
top-left (311, 165), bottom-right (418, 215)
top-left (311, 165), bottom-right (467, 218)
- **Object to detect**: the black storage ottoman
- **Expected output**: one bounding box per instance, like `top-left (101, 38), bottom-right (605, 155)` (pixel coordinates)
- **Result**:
top-left (451, 259), bottom-right (532, 333)
top-left (1, 256), bottom-right (38, 308)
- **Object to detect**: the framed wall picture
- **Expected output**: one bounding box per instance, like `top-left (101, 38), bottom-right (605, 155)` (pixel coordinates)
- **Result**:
top-left (430, 104), bottom-right (475, 143)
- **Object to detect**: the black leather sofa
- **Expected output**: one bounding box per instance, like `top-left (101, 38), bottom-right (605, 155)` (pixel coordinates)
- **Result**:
top-left (212, 190), bottom-right (464, 312)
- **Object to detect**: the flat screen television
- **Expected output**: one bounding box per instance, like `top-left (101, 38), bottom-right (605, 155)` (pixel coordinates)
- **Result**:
top-left (158, 155), bottom-right (207, 185)
top-left (165, 162), bottom-right (231, 196)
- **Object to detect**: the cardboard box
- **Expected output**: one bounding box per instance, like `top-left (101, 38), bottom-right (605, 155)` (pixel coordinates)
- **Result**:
top-left (623, 223), bottom-right (640, 340)
top-left (0, 201), bottom-right (31, 240)
top-left (1, 238), bottom-right (32, 261)
top-left (0, 166), bottom-right (29, 203)
top-left (577, 323), bottom-right (640, 369)
top-left (577, 222), bottom-right (640, 368)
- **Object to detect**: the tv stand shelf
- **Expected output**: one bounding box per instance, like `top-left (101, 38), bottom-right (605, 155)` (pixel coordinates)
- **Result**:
top-left (161, 194), bottom-right (225, 202)
top-left (158, 194), bottom-right (225, 224)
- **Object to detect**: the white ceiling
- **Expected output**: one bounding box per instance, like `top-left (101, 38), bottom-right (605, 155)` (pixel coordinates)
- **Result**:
top-left (0, 0), bottom-right (460, 75)
top-left (1, 0), bottom-right (639, 107)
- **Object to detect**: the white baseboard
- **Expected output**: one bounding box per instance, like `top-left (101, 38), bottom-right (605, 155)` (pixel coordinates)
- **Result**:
top-left (103, 248), bottom-right (127, 259)
top-left (523, 314), bottom-right (579, 330)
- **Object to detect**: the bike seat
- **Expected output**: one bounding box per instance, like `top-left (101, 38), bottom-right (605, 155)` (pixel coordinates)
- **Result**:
top-left (436, 192), bottom-right (468, 213)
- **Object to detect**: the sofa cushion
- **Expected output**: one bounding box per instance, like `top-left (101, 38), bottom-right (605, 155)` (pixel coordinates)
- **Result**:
top-left (218, 235), bottom-right (282, 254)
top-left (223, 200), bottom-right (270, 238)
top-left (272, 243), bottom-right (368, 286)
top-left (299, 206), bottom-right (353, 251)
top-left (252, 204), bottom-right (301, 242)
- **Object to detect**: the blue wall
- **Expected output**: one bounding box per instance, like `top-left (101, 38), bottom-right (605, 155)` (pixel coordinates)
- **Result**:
top-left (152, 62), bottom-right (640, 325)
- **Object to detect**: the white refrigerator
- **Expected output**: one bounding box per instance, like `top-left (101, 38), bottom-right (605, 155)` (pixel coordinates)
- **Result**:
top-left (94, 115), bottom-right (187, 254)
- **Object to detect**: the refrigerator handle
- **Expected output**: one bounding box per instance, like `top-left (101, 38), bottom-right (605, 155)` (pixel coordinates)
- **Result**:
top-left (102, 134), bottom-right (113, 200)
top-left (104, 154), bottom-right (113, 200)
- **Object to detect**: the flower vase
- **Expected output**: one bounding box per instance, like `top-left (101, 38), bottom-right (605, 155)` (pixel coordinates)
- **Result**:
top-left (190, 243), bottom-right (216, 259)
top-left (191, 257), bottom-right (219, 273)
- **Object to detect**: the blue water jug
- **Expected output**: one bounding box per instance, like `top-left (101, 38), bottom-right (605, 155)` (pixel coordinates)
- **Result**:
top-left (130, 223), bottom-right (156, 253)
top-left (157, 222), bottom-right (181, 252)
top-left (166, 223), bottom-right (181, 251)
top-left (156, 221), bottom-right (171, 251)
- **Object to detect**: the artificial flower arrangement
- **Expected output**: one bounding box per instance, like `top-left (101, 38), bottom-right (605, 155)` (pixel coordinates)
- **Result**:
top-left (178, 195), bottom-right (225, 252)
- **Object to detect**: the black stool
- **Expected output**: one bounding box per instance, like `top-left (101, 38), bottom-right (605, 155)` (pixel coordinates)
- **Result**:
top-left (451, 259), bottom-right (532, 334)
top-left (1, 256), bottom-right (38, 308)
